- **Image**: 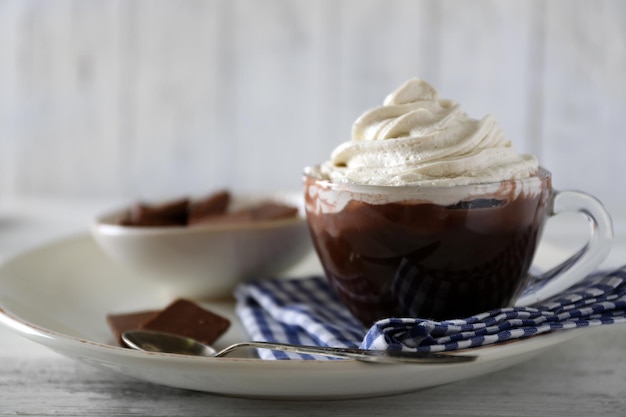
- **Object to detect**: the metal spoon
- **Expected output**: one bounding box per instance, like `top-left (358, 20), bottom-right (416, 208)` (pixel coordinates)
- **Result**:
top-left (121, 330), bottom-right (476, 364)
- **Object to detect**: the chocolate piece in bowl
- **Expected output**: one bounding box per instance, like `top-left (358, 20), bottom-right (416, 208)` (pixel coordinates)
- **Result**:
top-left (124, 197), bottom-right (190, 227)
top-left (197, 202), bottom-right (299, 225)
top-left (250, 202), bottom-right (299, 221)
top-left (140, 299), bottom-right (231, 346)
top-left (187, 190), bottom-right (231, 225)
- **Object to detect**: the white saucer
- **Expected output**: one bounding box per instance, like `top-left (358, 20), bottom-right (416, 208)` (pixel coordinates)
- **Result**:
top-left (0, 235), bottom-right (582, 399)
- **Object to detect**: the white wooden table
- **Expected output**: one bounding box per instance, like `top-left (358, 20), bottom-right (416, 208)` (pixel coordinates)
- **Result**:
top-left (1, 197), bottom-right (625, 416)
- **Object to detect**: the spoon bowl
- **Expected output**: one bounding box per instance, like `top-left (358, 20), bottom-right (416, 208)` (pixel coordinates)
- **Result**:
top-left (123, 330), bottom-right (218, 356)
top-left (122, 330), bottom-right (476, 364)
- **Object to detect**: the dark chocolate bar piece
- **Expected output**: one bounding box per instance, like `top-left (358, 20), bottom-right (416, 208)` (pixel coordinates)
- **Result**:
top-left (196, 202), bottom-right (298, 225)
top-left (249, 202), bottom-right (298, 221)
top-left (140, 299), bottom-right (231, 346)
top-left (125, 197), bottom-right (190, 226)
top-left (187, 190), bottom-right (231, 225)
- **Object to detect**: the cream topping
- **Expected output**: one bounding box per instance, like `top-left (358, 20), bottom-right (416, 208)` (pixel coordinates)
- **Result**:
top-left (319, 78), bottom-right (538, 187)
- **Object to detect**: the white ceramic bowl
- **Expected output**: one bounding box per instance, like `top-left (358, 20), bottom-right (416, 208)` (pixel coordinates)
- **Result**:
top-left (90, 192), bottom-right (313, 299)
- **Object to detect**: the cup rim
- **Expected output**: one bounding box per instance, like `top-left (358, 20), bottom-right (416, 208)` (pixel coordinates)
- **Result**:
top-left (303, 166), bottom-right (551, 191)
top-left (303, 166), bottom-right (551, 206)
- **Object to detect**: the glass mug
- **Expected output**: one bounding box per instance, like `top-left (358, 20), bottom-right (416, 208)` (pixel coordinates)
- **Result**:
top-left (303, 167), bottom-right (613, 326)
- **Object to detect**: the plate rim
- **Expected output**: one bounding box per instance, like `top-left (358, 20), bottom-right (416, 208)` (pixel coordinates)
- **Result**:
top-left (0, 234), bottom-right (584, 398)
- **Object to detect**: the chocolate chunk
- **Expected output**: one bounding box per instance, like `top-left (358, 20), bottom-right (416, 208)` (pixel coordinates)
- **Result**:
top-left (140, 299), bottom-right (230, 346)
top-left (117, 190), bottom-right (297, 228)
top-left (106, 310), bottom-right (159, 346)
top-left (187, 190), bottom-right (231, 225)
top-left (192, 209), bottom-right (253, 225)
top-left (124, 197), bottom-right (190, 226)
top-left (249, 202), bottom-right (299, 221)
top-left (197, 202), bottom-right (298, 225)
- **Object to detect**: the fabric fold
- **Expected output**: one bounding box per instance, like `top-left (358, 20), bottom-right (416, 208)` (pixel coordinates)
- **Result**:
top-left (235, 267), bottom-right (626, 360)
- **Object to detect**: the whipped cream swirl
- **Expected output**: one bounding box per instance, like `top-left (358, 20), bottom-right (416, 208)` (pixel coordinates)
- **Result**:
top-left (319, 78), bottom-right (538, 187)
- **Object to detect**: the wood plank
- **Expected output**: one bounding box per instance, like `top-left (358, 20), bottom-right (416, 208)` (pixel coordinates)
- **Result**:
top-left (221, 0), bottom-right (334, 193)
top-left (438, 0), bottom-right (541, 156)
top-left (120, 0), bottom-right (222, 200)
top-left (542, 0), bottom-right (626, 214)
top-left (0, 0), bottom-right (20, 194)
top-left (333, 0), bottom-right (443, 141)
top-left (5, 1), bottom-right (124, 198)
top-left (0, 0), bottom-right (624, 212)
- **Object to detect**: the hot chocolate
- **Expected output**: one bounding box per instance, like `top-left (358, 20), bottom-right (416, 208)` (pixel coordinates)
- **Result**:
top-left (305, 78), bottom-right (611, 325)
top-left (304, 171), bottom-right (552, 324)
top-left (305, 78), bottom-right (551, 325)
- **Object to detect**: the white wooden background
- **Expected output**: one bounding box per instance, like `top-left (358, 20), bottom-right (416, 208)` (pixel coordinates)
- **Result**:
top-left (0, 0), bottom-right (625, 217)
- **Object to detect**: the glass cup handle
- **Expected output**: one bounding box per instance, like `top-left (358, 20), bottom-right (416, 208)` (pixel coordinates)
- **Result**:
top-left (515, 190), bottom-right (614, 307)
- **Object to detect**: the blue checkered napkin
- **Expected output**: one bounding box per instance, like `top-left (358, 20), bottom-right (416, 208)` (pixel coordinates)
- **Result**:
top-left (235, 267), bottom-right (626, 360)
top-left (235, 277), bottom-right (364, 359)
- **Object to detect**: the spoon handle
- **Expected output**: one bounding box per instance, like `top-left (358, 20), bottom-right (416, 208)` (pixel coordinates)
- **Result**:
top-left (215, 341), bottom-right (476, 364)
